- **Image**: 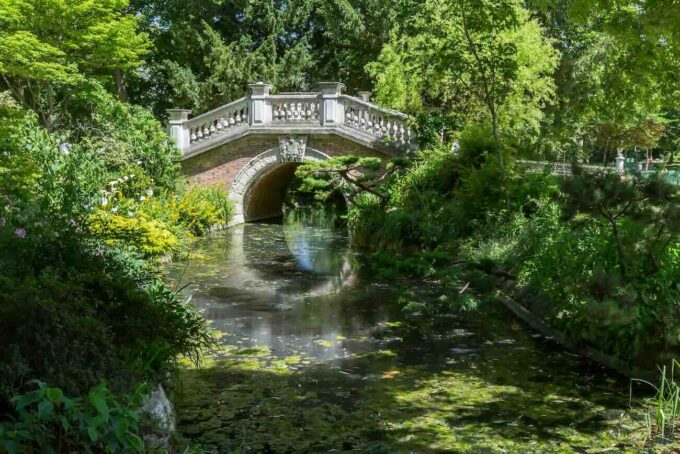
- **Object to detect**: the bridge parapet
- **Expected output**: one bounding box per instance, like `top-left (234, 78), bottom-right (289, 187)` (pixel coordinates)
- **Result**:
top-left (167, 82), bottom-right (416, 158)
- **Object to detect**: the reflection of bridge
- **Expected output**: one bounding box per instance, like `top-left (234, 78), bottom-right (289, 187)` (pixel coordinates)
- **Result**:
top-left (167, 82), bottom-right (416, 224)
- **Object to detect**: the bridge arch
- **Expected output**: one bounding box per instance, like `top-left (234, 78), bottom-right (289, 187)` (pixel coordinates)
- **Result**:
top-left (171, 82), bottom-right (416, 225)
top-left (229, 145), bottom-right (331, 224)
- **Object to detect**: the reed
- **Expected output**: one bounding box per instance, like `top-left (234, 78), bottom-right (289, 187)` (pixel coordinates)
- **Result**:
top-left (631, 360), bottom-right (680, 444)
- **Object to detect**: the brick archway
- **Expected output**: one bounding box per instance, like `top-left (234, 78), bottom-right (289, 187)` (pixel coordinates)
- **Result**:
top-left (228, 147), bottom-right (331, 224)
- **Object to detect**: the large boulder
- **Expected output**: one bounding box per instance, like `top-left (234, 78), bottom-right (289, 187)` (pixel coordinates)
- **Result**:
top-left (140, 384), bottom-right (176, 451)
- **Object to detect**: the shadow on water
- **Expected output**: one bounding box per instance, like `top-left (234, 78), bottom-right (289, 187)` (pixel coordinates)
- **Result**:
top-left (165, 211), bottom-right (646, 453)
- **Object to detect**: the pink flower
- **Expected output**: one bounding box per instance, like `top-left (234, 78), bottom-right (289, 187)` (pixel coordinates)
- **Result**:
top-left (14, 228), bottom-right (26, 239)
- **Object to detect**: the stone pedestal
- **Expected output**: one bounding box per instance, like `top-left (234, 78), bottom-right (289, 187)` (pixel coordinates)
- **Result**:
top-left (318, 82), bottom-right (345, 126)
top-left (167, 109), bottom-right (191, 150)
top-left (249, 82), bottom-right (273, 126)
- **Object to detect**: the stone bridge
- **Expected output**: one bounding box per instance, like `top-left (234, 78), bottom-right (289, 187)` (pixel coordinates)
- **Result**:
top-left (167, 82), bottom-right (416, 224)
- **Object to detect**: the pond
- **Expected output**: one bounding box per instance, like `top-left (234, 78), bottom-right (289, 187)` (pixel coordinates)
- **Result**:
top-left (165, 211), bottom-right (645, 453)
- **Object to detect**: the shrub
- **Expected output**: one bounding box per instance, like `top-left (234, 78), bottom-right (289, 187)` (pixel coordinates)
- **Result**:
top-left (140, 186), bottom-right (232, 237)
top-left (89, 211), bottom-right (180, 256)
top-left (0, 382), bottom-right (144, 453)
top-left (0, 234), bottom-right (210, 404)
top-left (0, 97), bottom-right (210, 410)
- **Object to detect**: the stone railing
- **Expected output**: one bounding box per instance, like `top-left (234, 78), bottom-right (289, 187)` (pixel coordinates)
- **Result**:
top-left (270, 95), bottom-right (321, 123)
top-left (185, 98), bottom-right (249, 145)
top-left (167, 82), bottom-right (416, 156)
top-left (340, 95), bottom-right (413, 146)
top-left (518, 160), bottom-right (621, 176)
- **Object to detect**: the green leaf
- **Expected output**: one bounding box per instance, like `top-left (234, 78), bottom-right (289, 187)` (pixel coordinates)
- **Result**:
top-left (125, 433), bottom-right (144, 452)
top-left (0, 440), bottom-right (19, 454)
top-left (87, 426), bottom-right (99, 442)
top-left (37, 400), bottom-right (54, 419)
top-left (14, 389), bottom-right (45, 411)
top-left (46, 387), bottom-right (63, 403)
top-left (112, 417), bottom-right (129, 440)
top-left (89, 387), bottom-right (109, 419)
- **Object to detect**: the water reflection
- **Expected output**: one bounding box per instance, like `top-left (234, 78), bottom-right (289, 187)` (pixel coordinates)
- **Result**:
top-left (166, 211), bottom-right (396, 361)
top-left (170, 210), bottom-right (645, 452)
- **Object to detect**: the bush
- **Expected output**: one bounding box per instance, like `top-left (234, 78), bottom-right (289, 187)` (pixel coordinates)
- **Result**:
top-left (0, 96), bottom-right (210, 410)
top-left (0, 235), bottom-right (209, 403)
top-left (140, 186), bottom-right (232, 237)
top-left (89, 211), bottom-right (181, 256)
top-left (344, 123), bottom-right (679, 369)
top-left (0, 382), bottom-right (144, 453)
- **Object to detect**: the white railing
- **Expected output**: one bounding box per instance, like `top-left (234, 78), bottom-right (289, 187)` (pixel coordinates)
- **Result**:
top-left (340, 95), bottom-right (413, 146)
top-left (518, 160), bottom-right (621, 176)
top-left (185, 98), bottom-right (249, 145)
top-left (167, 83), bottom-right (416, 155)
top-left (270, 95), bottom-right (320, 122)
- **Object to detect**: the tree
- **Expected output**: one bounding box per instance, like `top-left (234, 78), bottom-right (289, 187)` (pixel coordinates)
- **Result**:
top-left (295, 155), bottom-right (409, 207)
top-left (367, 0), bottom-right (558, 169)
top-left (560, 168), bottom-right (680, 279)
top-left (129, 0), bottom-right (397, 115)
top-left (530, 0), bottom-right (680, 164)
top-left (0, 0), bottom-right (150, 129)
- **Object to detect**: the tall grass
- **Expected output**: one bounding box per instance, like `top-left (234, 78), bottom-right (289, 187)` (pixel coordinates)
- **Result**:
top-left (631, 360), bottom-right (680, 444)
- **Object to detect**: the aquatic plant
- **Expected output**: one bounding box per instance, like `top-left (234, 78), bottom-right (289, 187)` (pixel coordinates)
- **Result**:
top-left (631, 360), bottom-right (680, 446)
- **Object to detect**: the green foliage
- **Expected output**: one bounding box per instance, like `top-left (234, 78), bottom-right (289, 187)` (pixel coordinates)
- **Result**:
top-left (631, 360), bottom-right (680, 446)
top-left (296, 155), bottom-right (408, 207)
top-left (0, 235), bottom-right (210, 402)
top-left (139, 186), bottom-right (233, 238)
top-left (68, 83), bottom-right (181, 191)
top-left (89, 211), bottom-right (181, 256)
top-left (367, 0), bottom-right (558, 142)
top-left (347, 124), bottom-right (679, 368)
top-left (131, 0), bottom-right (395, 114)
top-left (0, 0), bottom-right (149, 129)
top-left (0, 382), bottom-right (145, 453)
top-left (0, 78), bottom-right (210, 410)
top-left (560, 168), bottom-right (680, 278)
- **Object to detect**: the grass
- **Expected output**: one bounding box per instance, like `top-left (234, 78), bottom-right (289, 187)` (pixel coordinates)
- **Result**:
top-left (631, 359), bottom-right (680, 446)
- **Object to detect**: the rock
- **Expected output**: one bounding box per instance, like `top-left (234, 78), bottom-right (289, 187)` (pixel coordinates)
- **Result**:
top-left (140, 384), bottom-right (176, 451)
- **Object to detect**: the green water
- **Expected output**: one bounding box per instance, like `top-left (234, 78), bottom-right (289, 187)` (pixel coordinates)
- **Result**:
top-left (165, 212), bottom-right (646, 453)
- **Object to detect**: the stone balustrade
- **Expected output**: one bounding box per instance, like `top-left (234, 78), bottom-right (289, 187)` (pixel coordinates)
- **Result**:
top-left (167, 82), bottom-right (416, 157)
top-left (271, 95), bottom-right (321, 122)
top-left (186, 98), bottom-right (249, 145)
top-left (341, 95), bottom-right (412, 145)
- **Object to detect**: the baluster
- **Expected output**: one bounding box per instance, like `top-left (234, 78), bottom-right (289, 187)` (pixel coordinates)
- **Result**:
top-left (305, 102), bottom-right (312, 120)
top-left (399, 124), bottom-right (406, 143)
top-left (229, 112), bottom-right (236, 126)
top-left (209, 120), bottom-right (217, 135)
top-left (190, 128), bottom-right (197, 143)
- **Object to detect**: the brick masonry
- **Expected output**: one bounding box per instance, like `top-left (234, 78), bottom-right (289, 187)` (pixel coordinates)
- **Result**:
top-left (182, 135), bottom-right (383, 187)
top-left (180, 133), bottom-right (389, 222)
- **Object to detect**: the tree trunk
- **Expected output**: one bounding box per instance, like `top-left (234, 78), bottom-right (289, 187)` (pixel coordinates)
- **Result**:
top-left (490, 106), bottom-right (503, 173)
top-left (114, 69), bottom-right (128, 103)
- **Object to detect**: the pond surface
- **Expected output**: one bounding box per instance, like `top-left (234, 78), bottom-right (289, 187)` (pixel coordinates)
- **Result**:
top-left (166, 212), bottom-right (645, 453)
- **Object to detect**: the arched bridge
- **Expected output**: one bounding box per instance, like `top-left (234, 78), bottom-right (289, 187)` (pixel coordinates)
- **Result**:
top-left (167, 82), bottom-right (416, 224)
